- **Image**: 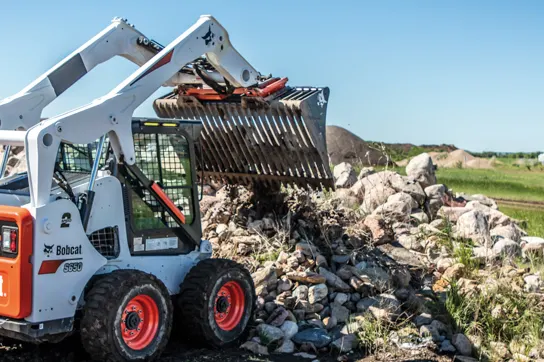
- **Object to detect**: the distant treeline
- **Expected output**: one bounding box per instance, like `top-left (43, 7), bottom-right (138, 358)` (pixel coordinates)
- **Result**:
top-left (470, 151), bottom-right (542, 159)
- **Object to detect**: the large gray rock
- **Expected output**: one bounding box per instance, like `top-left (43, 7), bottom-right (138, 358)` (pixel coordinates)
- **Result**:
top-left (410, 209), bottom-right (429, 224)
top-left (308, 284), bottom-right (328, 304)
top-left (455, 210), bottom-right (492, 246)
top-left (280, 321), bottom-right (299, 340)
top-left (356, 297), bottom-right (378, 312)
top-left (334, 162), bottom-right (357, 188)
top-left (331, 303), bottom-right (350, 323)
top-left (360, 184), bottom-right (396, 214)
top-left (389, 176), bottom-right (426, 205)
top-left (257, 324), bottom-right (284, 345)
top-left (252, 265), bottom-right (278, 292)
top-left (275, 339), bottom-right (295, 353)
top-left (292, 285), bottom-right (309, 301)
top-left (465, 201), bottom-right (511, 229)
top-left (350, 264), bottom-right (391, 292)
top-left (292, 328), bottom-right (332, 348)
top-left (332, 333), bottom-right (359, 352)
top-left (331, 189), bottom-right (360, 209)
top-left (361, 170), bottom-right (402, 189)
top-left (372, 192), bottom-right (415, 221)
top-left (334, 293), bottom-right (349, 305)
top-left (438, 206), bottom-right (470, 222)
top-left (414, 313), bottom-right (433, 327)
top-left (406, 153), bottom-right (436, 188)
top-left (492, 238), bottom-right (521, 258)
top-left (425, 184), bottom-right (447, 219)
top-left (452, 333), bottom-right (472, 356)
top-left (368, 293), bottom-right (402, 321)
top-left (490, 224), bottom-right (523, 243)
top-left (318, 267), bottom-right (352, 292)
top-left (467, 194), bottom-right (498, 209)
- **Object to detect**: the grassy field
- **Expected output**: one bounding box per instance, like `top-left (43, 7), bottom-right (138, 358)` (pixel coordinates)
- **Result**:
top-left (436, 167), bottom-right (544, 202)
top-left (433, 167), bottom-right (544, 237)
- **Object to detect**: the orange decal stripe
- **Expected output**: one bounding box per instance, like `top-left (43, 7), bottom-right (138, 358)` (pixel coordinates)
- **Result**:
top-left (151, 183), bottom-right (186, 224)
top-left (38, 260), bottom-right (65, 275)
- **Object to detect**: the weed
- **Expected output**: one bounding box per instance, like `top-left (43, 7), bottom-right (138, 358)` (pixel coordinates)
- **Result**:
top-left (351, 313), bottom-right (391, 353)
top-left (453, 239), bottom-right (479, 274)
top-left (446, 279), bottom-right (544, 357)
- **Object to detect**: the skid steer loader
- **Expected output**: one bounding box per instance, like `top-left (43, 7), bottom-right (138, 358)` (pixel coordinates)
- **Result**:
top-left (0, 15), bottom-right (332, 361)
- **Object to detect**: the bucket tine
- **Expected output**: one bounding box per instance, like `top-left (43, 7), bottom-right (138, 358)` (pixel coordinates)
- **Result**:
top-left (153, 86), bottom-right (333, 189)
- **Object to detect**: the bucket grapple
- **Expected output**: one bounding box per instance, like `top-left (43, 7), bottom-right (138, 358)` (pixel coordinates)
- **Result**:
top-left (154, 81), bottom-right (333, 189)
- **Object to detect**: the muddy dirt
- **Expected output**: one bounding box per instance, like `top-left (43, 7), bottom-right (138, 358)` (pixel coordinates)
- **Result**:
top-left (0, 334), bottom-right (455, 362)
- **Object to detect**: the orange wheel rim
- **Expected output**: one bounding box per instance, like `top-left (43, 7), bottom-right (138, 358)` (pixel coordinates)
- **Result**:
top-left (214, 281), bottom-right (245, 331)
top-left (120, 295), bottom-right (159, 350)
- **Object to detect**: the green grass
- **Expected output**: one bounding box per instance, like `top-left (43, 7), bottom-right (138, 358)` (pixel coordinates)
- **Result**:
top-left (436, 168), bottom-right (544, 202)
top-left (500, 204), bottom-right (544, 238)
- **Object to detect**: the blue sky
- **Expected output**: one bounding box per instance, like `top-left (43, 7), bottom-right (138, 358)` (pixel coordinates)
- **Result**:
top-left (0, 1), bottom-right (542, 152)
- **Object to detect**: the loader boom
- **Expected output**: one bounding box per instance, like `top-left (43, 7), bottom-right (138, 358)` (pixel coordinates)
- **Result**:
top-left (24, 15), bottom-right (260, 207)
top-left (0, 17), bottom-right (244, 132)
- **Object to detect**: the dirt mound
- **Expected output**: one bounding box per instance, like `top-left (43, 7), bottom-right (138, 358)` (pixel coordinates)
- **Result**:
top-left (326, 126), bottom-right (391, 166)
top-left (400, 149), bottom-right (497, 169)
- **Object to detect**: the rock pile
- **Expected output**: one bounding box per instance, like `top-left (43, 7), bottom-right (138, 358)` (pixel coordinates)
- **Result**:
top-left (200, 152), bottom-right (544, 360)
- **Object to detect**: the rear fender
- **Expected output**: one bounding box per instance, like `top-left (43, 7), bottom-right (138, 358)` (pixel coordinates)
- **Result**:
top-left (26, 199), bottom-right (107, 323)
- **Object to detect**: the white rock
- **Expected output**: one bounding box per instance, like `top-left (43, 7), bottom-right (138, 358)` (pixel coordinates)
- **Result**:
top-left (490, 224), bottom-right (522, 243)
top-left (492, 238), bottom-right (521, 258)
top-left (372, 192), bottom-right (414, 221)
top-left (456, 210), bottom-right (492, 246)
top-left (358, 167), bottom-right (375, 179)
top-left (360, 184), bottom-right (396, 214)
top-left (524, 274), bottom-right (543, 292)
top-left (333, 162), bottom-right (357, 188)
top-left (406, 153), bottom-right (436, 188)
top-left (292, 285), bottom-right (309, 301)
top-left (308, 284), bottom-right (328, 304)
top-left (465, 201), bottom-right (512, 229)
top-left (410, 209), bottom-right (429, 224)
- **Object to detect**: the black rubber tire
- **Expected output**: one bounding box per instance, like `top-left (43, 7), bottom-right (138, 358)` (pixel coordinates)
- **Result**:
top-left (81, 270), bottom-right (173, 362)
top-left (177, 259), bottom-right (255, 348)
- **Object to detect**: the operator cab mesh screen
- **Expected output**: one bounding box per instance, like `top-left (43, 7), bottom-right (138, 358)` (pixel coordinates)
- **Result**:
top-left (133, 133), bottom-right (194, 226)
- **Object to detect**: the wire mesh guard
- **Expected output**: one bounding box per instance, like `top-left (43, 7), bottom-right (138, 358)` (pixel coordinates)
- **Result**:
top-left (88, 226), bottom-right (119, 259)
top-left (153, 86), bottom-right (333, 189)
top-left (133, 133), bottom-right (194, 227)
top-left (57, 141), bottom-right (109, 173)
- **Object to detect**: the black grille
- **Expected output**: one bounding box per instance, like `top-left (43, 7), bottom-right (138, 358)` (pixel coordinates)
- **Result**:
top-left (88, 226), bottom-right (119, 259)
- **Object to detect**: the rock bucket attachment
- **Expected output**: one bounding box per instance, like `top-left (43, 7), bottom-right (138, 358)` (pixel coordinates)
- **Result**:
top-left (153, 87), bottom-right (333, 189)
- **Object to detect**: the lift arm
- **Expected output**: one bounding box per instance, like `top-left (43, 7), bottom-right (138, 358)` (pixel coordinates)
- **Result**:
top-left (24, 15), bottom-right (259, 207)
top-left (0, 18), bottom-right (156, 131)
top-left (0, 17), bottom-right (240, 132)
